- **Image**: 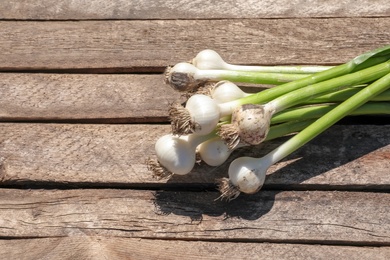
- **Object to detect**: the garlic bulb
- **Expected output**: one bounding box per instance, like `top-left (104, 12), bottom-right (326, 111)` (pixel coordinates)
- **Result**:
top-left (169, 94), bottom-right (221, 136)
top-left (192, 49), bottom-right (230, 70)
top-left (164, 62), bottom-right (200, 92)
top-left (154, 134), bottom-right (196, 175)
top-left (210, 81), bottom-right (250, 103)
top-left (218, 156), bottom-right (267, 200)
top-left (219, 104), bottom-right (273, 149)
top-left (228, 156), bottom-right (267, 194)
top-left (198, 137), bottom-right (232, 166)
top-left (152, 133), bottom-right (214, 176)
top-left (185, 94), bottom-right (221, 135)
top-left (234, 104), bottom-right (272, 145)
top-left (198, 136), bottom-right (247, 166)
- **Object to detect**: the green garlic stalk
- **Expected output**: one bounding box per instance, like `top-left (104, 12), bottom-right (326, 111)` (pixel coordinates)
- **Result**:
top-left (165, 62), bottom-right (311, 92)
top-left (169, 46), bottom-right (390, 137)
top-left (219, 71), bottom-right (390, 200)
top-left (219, 60), bottom-right (390, 149)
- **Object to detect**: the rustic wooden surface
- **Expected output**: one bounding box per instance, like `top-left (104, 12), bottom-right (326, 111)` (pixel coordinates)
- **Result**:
top-left (1, 19), bottom-right (390, 71)
top-left (0, 0), bottom-right (389, 19)
top-left (0, 1), bottom-right (389, 259)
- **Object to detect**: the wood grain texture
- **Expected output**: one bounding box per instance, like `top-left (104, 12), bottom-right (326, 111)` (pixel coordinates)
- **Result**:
top-left (1, 237), bottom-right (389, 260)
top-left (0, 123), bottom-right (389, 187)
top-left (0, 189), bottom-right (389, 244)
top-left (0, 0), bottom-right (389, 20)
top-left (1, 73), bottom-right (389, 123)
top-left (1, 19), bottom-right (390, 71)
top-left (1, 0), bottom-right (389, 254)
top-left (0, 73), bottom-right (180, 122)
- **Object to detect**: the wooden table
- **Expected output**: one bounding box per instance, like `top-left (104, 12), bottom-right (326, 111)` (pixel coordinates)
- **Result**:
top-left (1, 1), bottom-right (390, 259)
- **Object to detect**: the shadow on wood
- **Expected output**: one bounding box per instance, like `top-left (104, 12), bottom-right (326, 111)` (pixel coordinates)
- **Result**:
top-left (266, 124), bottom-right (390, 189)
top-left (153, 190), bottom-right (277, 221)
top-left (153, 125), bottom-right (390, 221)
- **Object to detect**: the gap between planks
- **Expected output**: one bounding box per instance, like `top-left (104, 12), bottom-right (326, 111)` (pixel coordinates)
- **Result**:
top-left (0, 237), bottom-right (389, 260)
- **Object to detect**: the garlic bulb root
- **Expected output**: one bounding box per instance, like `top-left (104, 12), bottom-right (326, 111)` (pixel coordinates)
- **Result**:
top-left (146, 158), bottom-right (174, 180)
top-left (168, 102), bottom-right (199, 135)
top-left (217, 177), bottom-right (241, 201)
top-left (218, 123), bottom-right (241, 150)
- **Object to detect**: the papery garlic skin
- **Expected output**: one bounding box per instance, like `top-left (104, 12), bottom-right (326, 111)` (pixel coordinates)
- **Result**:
top-left (234, 104), bottom-right (273, 145)
top-left (218, 103), bottom-right (273, 150)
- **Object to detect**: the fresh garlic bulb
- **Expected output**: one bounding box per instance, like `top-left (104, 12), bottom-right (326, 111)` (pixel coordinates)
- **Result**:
top-left (218, 156), bottom-right (267, 200)
top-left (153, 133), bottom-right (214, 176)
top-left (198, 136), bottom-right (247, 166)
top-left (169, 94), bottom-right (221, 136)
top-left (164, 62), bottom-right (200, 92)
top-left (228, 156), bottom-right (267, 194)
top-left (192, 49), bottom-right (230, 70)
top-left (154, 134), bottom-right (196, 175)
top-left (198, 137), bottom-right (232, 166)
top-left (219, 104), bottom-right (273, 149)
top-left (210, 81), bottom-right (250, 103)
top-left (234, 104), bottom-right (272, 145)
top-left (185, 94), bottom-right (221, 135)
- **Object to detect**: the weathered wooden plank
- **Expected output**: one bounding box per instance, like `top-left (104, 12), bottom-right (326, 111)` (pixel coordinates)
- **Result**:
top-left (1, 73), bottom-right (390, 123)
top-left (0, 189), bottom-right (388, 244)
top-left (0, 123), bottom-right (389, 187)
top-left (0, 0), bottom-right (389, 20)
top-left (1, 237), bottom-right (389, 260)
top-left (1, 19), bottom-right (389, 71)
top-left (0, 73), bottom-right (262, 122)
top-left (0, 74), bottom-right (180, 122)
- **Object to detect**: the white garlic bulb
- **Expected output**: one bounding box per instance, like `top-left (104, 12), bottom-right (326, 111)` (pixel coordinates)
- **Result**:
top-left (198, 137), bottom-right (232, 166)
top-left (211, 81), bottom-right (250, 103)
top-left (185, 94), bottom-right (221, 135)
top-left (228, 156), bottom-right (267, 194)
top-left (192, 49), bottom-right (229, 70)
top-left (154, 134), bottom-right (196, 175)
